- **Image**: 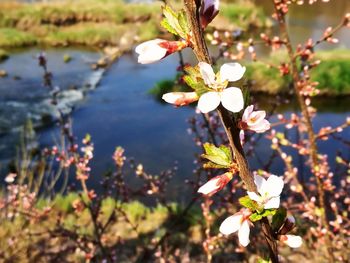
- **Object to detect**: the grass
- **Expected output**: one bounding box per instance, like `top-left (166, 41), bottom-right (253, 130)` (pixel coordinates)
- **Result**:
top-left (0, 0), bottom-right (269, 48)
top-left (0, 28), bottom-right (37, 47)
top-left (246, 50), bottom-right (350, 95)
top-left (0, 48), bottom-right (9, 62)
top-left (220, 1), bottom-right (271, 28)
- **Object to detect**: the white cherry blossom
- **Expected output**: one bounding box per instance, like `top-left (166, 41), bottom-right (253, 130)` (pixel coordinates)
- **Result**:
top-left (219, 209), bottom-right (252, 247)
top-left (247, 174), bottom-right (284, 209)
top-left (241, 105), bottom-right (270, 133)
top-left (280, 234), bottom-right (303, 248)
top-left (197, 62), bottom-right (245, 113)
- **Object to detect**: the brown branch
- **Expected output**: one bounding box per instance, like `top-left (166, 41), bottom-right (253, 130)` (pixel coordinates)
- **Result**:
top-left (184, 0), bottom-right (279, 262)
top-left (272, 2), bottom-right (335, 261)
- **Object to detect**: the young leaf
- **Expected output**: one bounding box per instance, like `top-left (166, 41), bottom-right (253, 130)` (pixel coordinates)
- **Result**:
top-left (271, 207), bottom-right (287, 232)
top-left (160, 19), bottom-right (179, 36)
top-left (201, 143), bottom-right (232, 167)
top-left (239, 196), bottom-right (258, 210)
top-left (250, 209), bottom-right (277, 222)
top-left (161, 5), bottom-right (188, 39)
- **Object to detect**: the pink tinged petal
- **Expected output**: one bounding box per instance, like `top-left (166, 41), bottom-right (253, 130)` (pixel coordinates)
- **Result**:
top-left (239, 130), bottom-right (245, 145)
top-left (162, 92), bottom-right (198, 106)
top-left (219, 214), bottom-right (243, 235)
top-left (264, 196), bottom-right (280, 209)
top-left (198, 62), bottom-right (216, 85)
top-left (135, 39), bottom-right (167, 64)
top-left (247, 191), bottom-right (261, 203)
top-left (250, 119), bottom-right (270, 133)
top-left (197, 91), bottom-right (221, 113)
top-left (264, 175), bottom-right (284, 197)
top-left (220, 87), bottom-right (244, 113)
top-left (197, 177), bottom-right (221, 195)
top-left (284, 235), bottom-right (302, 248)
top-left (238, 219), bottom-right (250, 247)
top-left (242, 105), bottom-right (254, 122)
top-left (200, 0), bottom-right (219, 28)
top-left (253, 174), bottom-right (266, 195)
top-left (219, 63), bottom-right (246, 82)
top-left (247, 111), bottom-right (266, 126)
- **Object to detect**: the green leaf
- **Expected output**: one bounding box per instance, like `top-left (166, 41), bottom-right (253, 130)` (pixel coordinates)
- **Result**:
top-left (160, 19), bottom-right (179, 36)
top-left (177, 10), bottom-right (190, 36)
top-left (271, 207), bottom-right (287, 232)
top-left (161, 5), bottom-right (188, 39)
top-left (203, 161), bottom-right (230, 169)
top-left (239, 196), bottom-right (259, 210)
top-left (250, 209), bottom-right (277, 222)
top-left (202, 143), bottom-right (232, 167)
top-left (182, 66), bottom-right (210, 96)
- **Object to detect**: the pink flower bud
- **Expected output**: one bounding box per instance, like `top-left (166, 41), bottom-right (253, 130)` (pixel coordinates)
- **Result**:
top-left (162, 92), bottom-right (199, 107)
top-left (197, 172), bottom-right (233, 196)
top-left (135, 39), bottom-right (188, 64)
top-left (200, 0), bottom-right (220, 28)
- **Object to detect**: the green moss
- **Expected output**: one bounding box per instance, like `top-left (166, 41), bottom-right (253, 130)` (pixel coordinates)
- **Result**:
top-left (0, 28), bottom-right (36, 47)
top-left (44, 22), bottom-right (130, 46)
top-left (0, 49), bottom-right (9, 62)
top-left (246, 50), bottom-right (350, 95)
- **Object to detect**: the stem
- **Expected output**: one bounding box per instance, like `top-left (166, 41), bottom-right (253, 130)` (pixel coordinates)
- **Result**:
top-left (184, 0), bottom-right (279, 261)
top-left (272, 2), bottom-right (334, 261)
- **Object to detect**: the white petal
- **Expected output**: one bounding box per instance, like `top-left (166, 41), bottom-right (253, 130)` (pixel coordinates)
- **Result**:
top-left (220, 87), bottom-right (244, 113)
top-left (198, 62), bottom-right (216, 85)
top-left (219, 214), bottom-right (242, 235)
top-left (197, 92), bottom-right (221, 113)
top-left (253, 174), bottom-right (266, 194)
top-left (242, 105), bottom-right (254, 122)
top-left (284, 235), bottom-right (302, 248)
top-left (250, 119), bottom-right (270, 133)
top-left (238, 220), bottom-right (250, 247)
top-left (264, 196), bottom-right (280, 209)
top-left (220, 63), bottom-right (246, 82)
top-left (162, 92), bottom-right (198, 106)
top-left (197, 178), bottom-right (220, 195)
top-left (263, 175), bottom-right (284, 197)
top-left (247, 191), bottom-right (261, 202)
top-left (135, 39), bottom-right (167, 64)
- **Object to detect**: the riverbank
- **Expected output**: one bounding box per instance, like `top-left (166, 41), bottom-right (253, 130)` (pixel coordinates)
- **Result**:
top-left (246, 49), bottom-right (350, 95)
top-left (0, 0), bottom-right (269, 49)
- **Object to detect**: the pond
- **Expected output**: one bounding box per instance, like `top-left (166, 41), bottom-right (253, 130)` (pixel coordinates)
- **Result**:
top-left (0, 47), bottom-right (349, 200)
top-left (0, 1), bottom-right (349, 200)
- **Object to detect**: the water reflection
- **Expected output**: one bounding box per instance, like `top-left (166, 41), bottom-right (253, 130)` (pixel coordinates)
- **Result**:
top-left (255, 0), bottom-right (350, 49)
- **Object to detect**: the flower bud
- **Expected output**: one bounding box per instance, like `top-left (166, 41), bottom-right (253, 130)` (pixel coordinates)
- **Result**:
top-left (135, 39), bottom-right (188, 64)
top-left (200, 0), bottom-right (219, 28)
top-left (197, 172), bottom-right (233, 196)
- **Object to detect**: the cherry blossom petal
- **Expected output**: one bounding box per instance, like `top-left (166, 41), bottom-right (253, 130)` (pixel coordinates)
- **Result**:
top-left (263, 175), bottom-right (284, 197)
top-left (284, 235), bottom-right (302, 248)
top-left (197, 91), bottom-right (221, 113)
top-left (238, 219), bottom-right (250, 247)
top-left (198, 62), bottom-right (216, 85)
top-left (250, 119), bottom-right (271, 133)
top-left (242, 105), bottom-right (254, 122)
top-left (264, 196), bottom-right (281, 209)
top-left (135, 39), bottom-right (167, 64)
top-left (162, 92), bottom-right (198, 106)
top-left (219, 214), bottom-right (242, 235)
top-left (247, 111), bottom-right (266, 126)
top-left (239, 130), bottom-right (245, 145)
top-left (253, 174), bottom-right (266, 195)
top-left (247, 191), bottom-right (261, 202)
top-left (220, 63), bottom-right (246, 82)
top-left (220, 87), bottom-right (244, 113)
top-left (197, 177), bottom-right (221, 195)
